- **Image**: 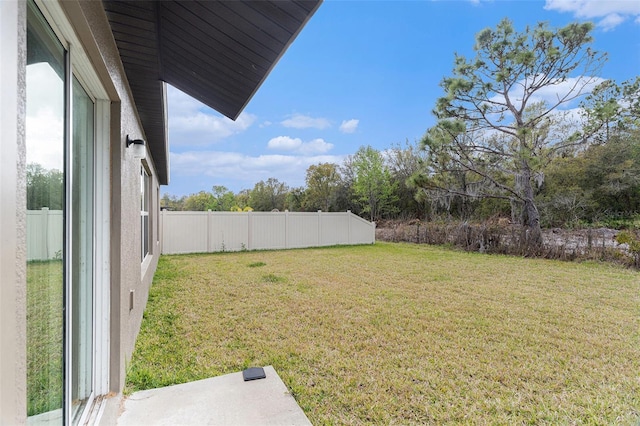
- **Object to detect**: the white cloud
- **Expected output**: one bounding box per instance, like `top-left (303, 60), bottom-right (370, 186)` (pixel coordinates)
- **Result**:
top-left (26, 63), bottom-right (64, 171)
top-left (476, 74), bottom-right (606, 142)
top-left (528, 76), bottom-right (605, 107)
top-left (170, 111), bottom-right (256, 144)
top-left (598, 13), bottom-right (625, 31)
top-left (267, 136), bottom-right (334, 154)
top-left (167, 84), bottom-right (256, 146)
top-left (170, 150), bottom-right (344, 189)
top-left (487, 75), bottom-right (606, 113)
top-left (339, 119), bottom-right (359, 134)
top-left (544, 0), bottom-right (640, 30)
top-left (281, 113), bottom-right (331, 129)
top-left (167, 85), bottom-right (198, 116)
top-left (26, 109), bottom-right (64, 171)
top-left (298, 138), bottom-right (334, 155)
top-left (267, 136), bottom-right (302, 151)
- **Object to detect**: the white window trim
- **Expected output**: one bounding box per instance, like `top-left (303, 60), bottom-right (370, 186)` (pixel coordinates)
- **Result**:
top-left (141, 164), bottom-right (150, 263)
top-left (34, 0), bottom-right (108, 100)
top-left (94, 99), bottom-right (110, 397)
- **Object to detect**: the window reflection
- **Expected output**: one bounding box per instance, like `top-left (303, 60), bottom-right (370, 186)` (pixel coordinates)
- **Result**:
top-left (70, 76), bottom-right (94, 424)
top-left (27, 2), bottom-right (101, 423)
top-left (26, 2), bottom-right (65, 422)
top-left (141, 167), bottom-right (150, 260)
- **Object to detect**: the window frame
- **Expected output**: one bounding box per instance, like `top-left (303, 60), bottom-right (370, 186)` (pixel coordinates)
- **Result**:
top-left (28, 1), bottom-right (112, 424)
top-left (141, 164), bottom-right (151, 262)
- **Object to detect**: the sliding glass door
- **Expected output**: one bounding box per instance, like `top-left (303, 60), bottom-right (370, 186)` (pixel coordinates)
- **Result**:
top-left (26, 3), bottom-right (65, 421)
top-left (27, 2), bottom-right (97, 424)
top-left (71, 76), bottom-right (95, 424)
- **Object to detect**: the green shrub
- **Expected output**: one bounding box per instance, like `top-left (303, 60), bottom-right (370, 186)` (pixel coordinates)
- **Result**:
top-left (615, 230), bottom-right (640, 267)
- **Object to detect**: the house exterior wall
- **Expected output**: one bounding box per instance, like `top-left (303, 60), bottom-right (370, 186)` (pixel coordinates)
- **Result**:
top-left (68, 0), bottom-right (162, 393)
top-left (1, 0), bottom-right (163, 422)
top-left (0, 1), bottom-right (27, 423)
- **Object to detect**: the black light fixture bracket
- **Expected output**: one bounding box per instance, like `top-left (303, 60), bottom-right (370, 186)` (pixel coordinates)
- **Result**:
top-left (126, 135), bottom-right (145, 148)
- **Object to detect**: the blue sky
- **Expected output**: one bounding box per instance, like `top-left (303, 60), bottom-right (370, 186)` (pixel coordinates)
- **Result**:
top-left (165, 0), bottom-right (640, 197)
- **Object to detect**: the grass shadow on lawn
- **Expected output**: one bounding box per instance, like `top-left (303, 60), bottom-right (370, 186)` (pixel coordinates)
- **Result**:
top-left (126, 242), bottom-right (640, 424)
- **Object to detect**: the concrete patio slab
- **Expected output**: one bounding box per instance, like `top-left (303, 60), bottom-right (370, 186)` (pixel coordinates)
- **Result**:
top-left (116, 366), bottom-right (311, 426)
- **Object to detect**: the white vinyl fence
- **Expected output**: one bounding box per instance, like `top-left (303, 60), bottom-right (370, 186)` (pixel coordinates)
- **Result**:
top-left (27, 208), bottom-right (63, 261)
top-left (161, 210), bottom-right (376, 255)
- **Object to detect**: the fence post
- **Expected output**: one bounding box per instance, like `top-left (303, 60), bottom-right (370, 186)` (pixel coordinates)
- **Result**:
top-left (347, 210), bottom-right (352, 245)
top-left (285, 210), bottom-right (289, 249)
top-left (41, 207), bottom-right (49, 260)
top-left (317, 210), bottom-right (322, 246)
top-left (207, 210), bottom-right (212, 253)
top-left (247, 210), bottom-right (252, 250)
top-left (160, 209), bottom-right (164, 254)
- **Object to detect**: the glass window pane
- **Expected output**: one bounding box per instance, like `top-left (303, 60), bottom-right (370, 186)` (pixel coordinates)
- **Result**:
top-left (26, 1), bottom-right (65, 422)
top-left (141, 168), bottom-right (150, 261)
top-left (71, 76), bottom-right (94, 424)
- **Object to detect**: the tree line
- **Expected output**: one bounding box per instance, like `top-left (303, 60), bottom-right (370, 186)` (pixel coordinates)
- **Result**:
top-left (161, 142), bottom-right (426, 222)
top-left (165, 17), bottom-right (638, 236)
top-left (164, 109), bottom-right (639, 231)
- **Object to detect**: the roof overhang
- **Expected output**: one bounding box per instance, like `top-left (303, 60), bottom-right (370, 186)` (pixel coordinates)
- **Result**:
top-left (103, 0), bottom-right (322, 185)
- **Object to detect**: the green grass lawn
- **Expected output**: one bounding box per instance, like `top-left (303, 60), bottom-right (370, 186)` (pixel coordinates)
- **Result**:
top-left (126, 242), bottom-right (640, 424)
top-left (27, 260), bottom-right (63, 416)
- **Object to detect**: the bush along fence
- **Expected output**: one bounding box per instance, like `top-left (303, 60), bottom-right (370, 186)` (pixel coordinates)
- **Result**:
top-left (376, 220), bottom-right (639, 268)
top-left (161, 210), bottom-right (376, 255)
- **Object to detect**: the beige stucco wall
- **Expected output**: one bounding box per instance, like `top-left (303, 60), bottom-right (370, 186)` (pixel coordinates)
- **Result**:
top-left (0, 1), bottom-right (27, 423)
top-left (70, 0), bottom-right (162, 393)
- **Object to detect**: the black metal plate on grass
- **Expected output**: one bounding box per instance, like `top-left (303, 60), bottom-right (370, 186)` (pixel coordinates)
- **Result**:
top-left (242, 367), bottom-right (266, 381)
